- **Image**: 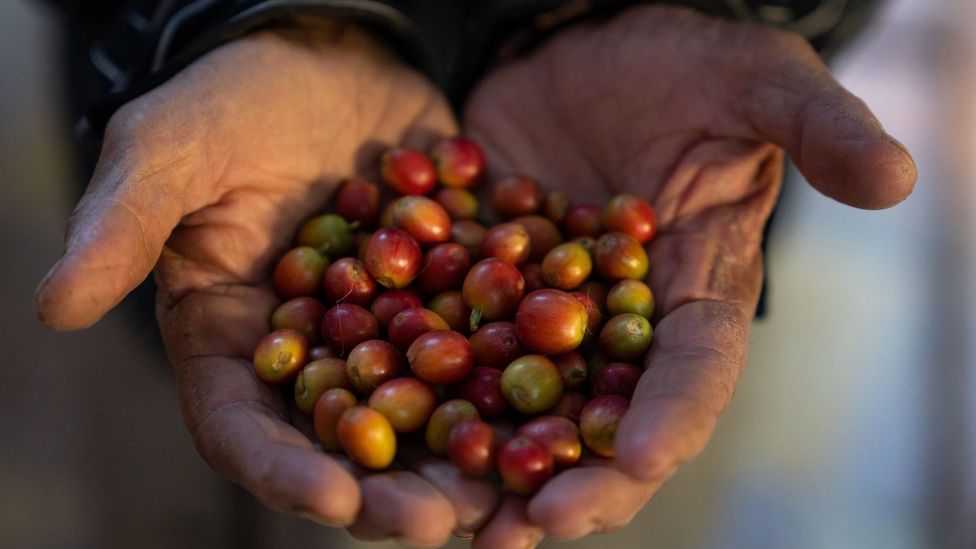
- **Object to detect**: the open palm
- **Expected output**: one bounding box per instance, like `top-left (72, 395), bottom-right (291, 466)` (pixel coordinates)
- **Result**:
top-left (462, 5), bottom-right (915, 544)
top-left (35, 7), bottom-right (916, 549)
top-left (34, 21), bottom-right (489, 546)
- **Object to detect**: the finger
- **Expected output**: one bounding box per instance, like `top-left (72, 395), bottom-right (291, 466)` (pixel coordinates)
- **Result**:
top-left (528, 467), bottom-right (662, 540)
top-left (179, 354), bottom-right (361, 524)
top-left (160, 277), bottom-right (363, 524)
top-left (615, 299), bottom-right (753, 483)
top-left (413, 459), bottom-right (501, 536)
top-left (734, 29), bottom-right (916, 209)
top-left (472, 495), bottom-right (544, 549)
top-left (346, 471), bottom-right (457, 547)
top-left (35, 110), bottom-right (197, 331)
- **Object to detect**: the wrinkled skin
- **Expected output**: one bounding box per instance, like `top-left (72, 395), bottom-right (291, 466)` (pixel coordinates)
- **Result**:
top-left (35, 6), bottom-right (915, 548)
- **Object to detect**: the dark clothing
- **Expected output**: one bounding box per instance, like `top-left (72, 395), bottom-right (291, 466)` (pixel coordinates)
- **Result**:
top-left (55, 0), bottom-right (882, 144)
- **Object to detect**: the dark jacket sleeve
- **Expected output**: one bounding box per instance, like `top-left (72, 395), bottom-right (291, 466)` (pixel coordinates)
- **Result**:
top-left (62, 0), bottom-right (882, 145)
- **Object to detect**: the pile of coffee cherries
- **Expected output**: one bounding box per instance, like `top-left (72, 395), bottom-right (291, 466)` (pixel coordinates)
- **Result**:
top-left (253, 137), bottom-right (656, 495)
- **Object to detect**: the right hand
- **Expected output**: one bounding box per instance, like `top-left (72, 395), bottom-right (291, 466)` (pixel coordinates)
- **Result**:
top-left (34, 20), bottom-right (496, 546)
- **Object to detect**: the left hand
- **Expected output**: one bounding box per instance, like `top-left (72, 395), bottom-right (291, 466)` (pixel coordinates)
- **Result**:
top-left (462, 5), bottom-right (916, 545)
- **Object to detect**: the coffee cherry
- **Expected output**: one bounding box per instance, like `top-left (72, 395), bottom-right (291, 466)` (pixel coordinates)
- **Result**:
top-left (430, 136), bottom-right (485, 188)
top-left (381, 147), bottom-right (437, 195)
top-left (462, 258), bottom-right (525, 330)
top-left (602, 193), bottom-right (656, 243)
top-left (550, 392), bottom-right (587, 423)
top-left (387, 307), bottom-right (449, 353)
top-left (309, 345), bottom-right (337, 361)
top-left (501, 355), bottom-right (563, 414)
top-left (407, 330), bottom-right (473, 384)
top-left (599, 313), bottom-right (653, 361)
top-left (338, 406), bottom-right (397, 469)
top-left (323, 257), bottom-right (376, 306)
top-left (335, 177), bottom-right (380, 227)
top-left (519, 262), bottom-right (547, 293)
top-left (433, 187), bottom-right (480, 220)
top-left (253, 328), bottom-right (308, 384)
top-left (516, 416), bottom-right (582, 469)
top-left (458, 367), bottom-right (507, 418)
top-left (579, 395), bottom-right (629, 458)
top-left (551, 352), bottom-right (588, 391)
top-left (294, 357), bottom-right (350, 415)
top-left (606, 279), bottom-right (655, 318)
top-left (427, 291), bottom-right (472, 334)
top-left (321, 303), bottom-right (379, 356)
top-left (298, 214), bottom-right (355, 258)
top-left (491, 176), bottom-right (543, 219)
top-left (512, 215), bottom-right (561, 263)
top-left (392, 195), bottom-right (452, 244)
top-left (542, 190), bottom-right (571, 225)
top-left (368, 377), bottom-right (437, 433)
top-left (448, 420), bottom-right (498, 476)
top-left (426, 399), bottom-right (480, 457)
top-left (346, 339), bottom-right (403, 395)
top-left (271, 296), bottom-right (327, 344)
top-left (364, 227), bottom-right (422, 289)
top-left (593, 231), bottom-right (649, 282)
top-left (469, 321), bottom-right (525, 370)
top-left (564, 204), bottom-right (603, 237)
top-left (497, 436), bottom-right (554, 495)
top-left (515, 289), bottom-right (588, 355)
top-left (273, 247), bottom-right (327, 299)
top-left (569, 290), bottom-right (604, 340)
top-left (541, 242), bottom-right (592, 290)
top-left (370, 290), bottom-right (424, 329)
top-left (450, 220), bottom-right (487, 257)
top-left (592, 362), bottom-right (642, 399)
top-left (480, 222), bottom-right (530, 265)
top-left (416, 243), bottom-right (471, 295)
top-left (313, 388), bottom-right (357, 452)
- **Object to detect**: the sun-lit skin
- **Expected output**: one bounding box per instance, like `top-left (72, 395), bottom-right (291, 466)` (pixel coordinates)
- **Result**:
top-left (33, 5), bottom-right (915, 547)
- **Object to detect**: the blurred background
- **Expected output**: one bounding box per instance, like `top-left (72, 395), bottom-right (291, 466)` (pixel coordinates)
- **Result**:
top-left (1, 0), bottom-right (973, 547)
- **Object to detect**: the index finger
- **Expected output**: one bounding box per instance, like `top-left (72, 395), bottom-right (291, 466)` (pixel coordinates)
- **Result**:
top-left (160, 283), bottom-right (361, 525)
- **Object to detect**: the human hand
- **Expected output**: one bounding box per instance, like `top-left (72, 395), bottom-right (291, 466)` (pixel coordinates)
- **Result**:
top-left (463, 5), bottom-right (916, 545)
top-left (33, 20), bottom-right (501, 546)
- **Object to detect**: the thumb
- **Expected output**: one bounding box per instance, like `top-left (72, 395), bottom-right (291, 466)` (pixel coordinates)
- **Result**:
top-left (736, 32), bottom-right (917, 209)
top-left (35, 113), bottom-right (194, 330)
